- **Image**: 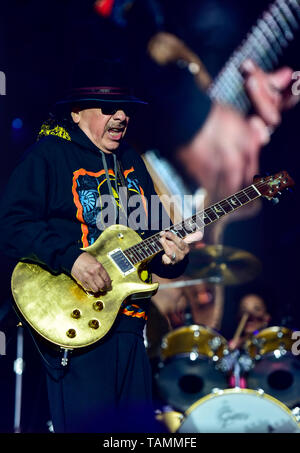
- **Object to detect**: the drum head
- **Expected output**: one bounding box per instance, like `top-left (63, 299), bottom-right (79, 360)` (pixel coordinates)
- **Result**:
top-left (247, 353), bottom-right (300, 408)
top-left (155, 355), bottom-right (228, 412)
top-left (178, 388), bottom-right (300, 433)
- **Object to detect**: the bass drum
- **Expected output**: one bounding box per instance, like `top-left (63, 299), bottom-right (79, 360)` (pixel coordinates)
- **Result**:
top-left (178, 388), bottom-right (300, 433)
top-left (155, 325), bottom-right (229, 412)
top-left (245, 326), bottom-right (300, 408)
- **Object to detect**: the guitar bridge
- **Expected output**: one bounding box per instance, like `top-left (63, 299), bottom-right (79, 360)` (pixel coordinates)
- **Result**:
top-left (108, 248), bottom-right (135, 276)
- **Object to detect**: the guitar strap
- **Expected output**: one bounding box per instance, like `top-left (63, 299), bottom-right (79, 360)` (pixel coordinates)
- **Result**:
top-left (116, 158), bottom-right (133, 225)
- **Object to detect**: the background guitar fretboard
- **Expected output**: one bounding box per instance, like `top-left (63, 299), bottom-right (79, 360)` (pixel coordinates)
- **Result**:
top-left (208, 0), bottom-right (300, 112)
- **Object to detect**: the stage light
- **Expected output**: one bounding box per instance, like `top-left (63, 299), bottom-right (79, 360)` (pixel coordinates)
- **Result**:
top-left (94, 0), bottom-right (115, 17)
top-left (12, 118), bottom-right (23, 130)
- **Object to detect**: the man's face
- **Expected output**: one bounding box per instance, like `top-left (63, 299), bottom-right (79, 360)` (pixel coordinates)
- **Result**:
top-left (71, 107), bottom-right (129, 153)
top-left (239, 295), bottom-right (270, 334)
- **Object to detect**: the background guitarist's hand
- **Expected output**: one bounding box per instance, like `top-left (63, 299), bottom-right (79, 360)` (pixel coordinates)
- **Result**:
top-left (159, 230), bottom-right (202, 265)
top-left (71, 252), bottom-right (111, 293)
top-left (241, 59), bottom-right (297, 127)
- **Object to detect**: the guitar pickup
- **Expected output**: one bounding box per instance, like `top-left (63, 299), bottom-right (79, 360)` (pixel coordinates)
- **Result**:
top-left (108, 248), bottom-right (136, 276)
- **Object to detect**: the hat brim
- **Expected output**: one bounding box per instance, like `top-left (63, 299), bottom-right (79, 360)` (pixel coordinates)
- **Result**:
top-left (55, 95), bottom-right (148, 109)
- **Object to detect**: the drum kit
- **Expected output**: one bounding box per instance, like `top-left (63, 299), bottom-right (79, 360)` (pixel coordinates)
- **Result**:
top-left (151, 245), bottom-right (300, 433)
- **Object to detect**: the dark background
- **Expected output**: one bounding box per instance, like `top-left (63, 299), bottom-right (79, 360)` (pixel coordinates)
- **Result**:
top-left (0, 0), bottom-right (299, 432)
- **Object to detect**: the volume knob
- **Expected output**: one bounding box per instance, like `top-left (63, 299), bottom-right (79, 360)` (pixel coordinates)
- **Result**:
top-left (89, 319), bottom-right (100, 329)
top-left (93, 300), bottom-right (104, 311)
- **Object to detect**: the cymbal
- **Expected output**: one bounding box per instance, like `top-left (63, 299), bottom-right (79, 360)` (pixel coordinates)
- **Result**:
top-left (186, 245), bottom-right (262, 286)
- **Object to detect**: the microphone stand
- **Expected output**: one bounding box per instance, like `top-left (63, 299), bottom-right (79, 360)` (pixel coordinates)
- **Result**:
top-left (13, 323), bottom-right (24, 433)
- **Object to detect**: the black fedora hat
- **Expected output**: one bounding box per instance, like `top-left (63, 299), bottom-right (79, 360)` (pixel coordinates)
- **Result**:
top-left (54, 58), bottom-right (147, 111)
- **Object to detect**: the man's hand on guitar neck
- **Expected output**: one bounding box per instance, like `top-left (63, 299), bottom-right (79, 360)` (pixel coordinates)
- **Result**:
top-left (159, 230), bottom-right (202, 265)
top-left (71, 252), bottom-right (111, 293)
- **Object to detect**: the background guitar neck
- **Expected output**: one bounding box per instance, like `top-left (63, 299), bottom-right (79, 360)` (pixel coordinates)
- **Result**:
top-left (208, 0), bottom-right (300, 113)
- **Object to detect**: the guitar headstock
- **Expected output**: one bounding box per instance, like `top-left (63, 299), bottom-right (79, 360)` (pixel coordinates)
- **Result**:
top-left (253, 171), bottom-right (295, 201)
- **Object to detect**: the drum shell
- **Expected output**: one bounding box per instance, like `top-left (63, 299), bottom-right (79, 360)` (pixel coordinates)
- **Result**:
top-left (160, 325), bottom-right (228, 361)
top-left (155, 325), bottom-right (229, 412)
top-left (245, 326), bottom-right (294, 358)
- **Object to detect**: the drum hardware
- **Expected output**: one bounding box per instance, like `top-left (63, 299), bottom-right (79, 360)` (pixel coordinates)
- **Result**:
top-left (158, 276), bottom-right (222, 290)
top-left (217, 350), bottom-right (253, 375)
top-left (245, 326), bottom-right (300, 408)
top-left (291, 407), bottom-right (300, 423)
top-left (189, 348), bottom-right (199, 361)
top-left (155, 407), bottom-right (184, 433)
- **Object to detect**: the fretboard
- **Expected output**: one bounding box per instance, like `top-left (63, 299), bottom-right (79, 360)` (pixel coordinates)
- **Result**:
top-left (123, 183), bottom-right (262, 265)
top-left (208, 0), bottom-right (300, 113)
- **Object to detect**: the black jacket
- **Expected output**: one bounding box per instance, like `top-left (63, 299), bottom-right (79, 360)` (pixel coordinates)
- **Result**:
top-left (0, 124), bottom-right (188, 280)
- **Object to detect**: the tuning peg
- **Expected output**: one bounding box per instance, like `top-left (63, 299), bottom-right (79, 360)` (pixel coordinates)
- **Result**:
top-left (271, 197), bottom-right (280, 205)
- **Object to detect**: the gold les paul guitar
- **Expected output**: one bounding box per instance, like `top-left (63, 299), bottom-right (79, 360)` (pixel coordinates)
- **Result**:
top-left (11, 171), bottom-right (294, 350)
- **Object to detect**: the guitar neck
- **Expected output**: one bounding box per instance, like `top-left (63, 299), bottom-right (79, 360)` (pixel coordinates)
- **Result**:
top-left (123, 182), bottom-right (263, 265)
top-left (208, 0), bottom-right (300, 113)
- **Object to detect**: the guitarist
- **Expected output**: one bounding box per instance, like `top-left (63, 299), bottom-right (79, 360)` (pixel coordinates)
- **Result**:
top-left (0, 59), bottom-right (201, 433)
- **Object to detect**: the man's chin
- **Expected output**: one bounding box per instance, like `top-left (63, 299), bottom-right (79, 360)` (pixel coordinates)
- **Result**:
top-left (102, 139), bottom-right (122, 153)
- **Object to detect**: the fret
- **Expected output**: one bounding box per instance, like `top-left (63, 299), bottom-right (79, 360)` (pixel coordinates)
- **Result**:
top-left (258, 18), bottom-right (282, 57)
top-left (143, 242), bottom-right (154, 257)
top-left (132, 245), bottom-right (147, 262)
top-left (216, 71), bottom-right (241, 106)
top-left (184, 220), bottom-right (198, 234)
top-left (176, 229), bottom-right (185, 239)
top-left (211, 203), bottom-right (226, 218)
top-left (264, 11), bottom-right (289, 48)
top-left (220, 199), bottom-right (234, 213)
top-left (223, 67), bottom-right (249, 110)
top-left (252, 26), bottom-right (278, 65)
top-left (227, 195), bottom-right (242, 209)
top-left (278, 0), bottom-right (299, 29)
top-left (251, 183), bottom-right (261, 196)
top-left (124, 249), bottom-right (137, 264)
top-left (271, 4), bottom-right (294, 41)
top-left (289, 0), bottom-right (300, 20)
top-left (247, 32), bottom-right (273, 70)
top-left (182, 218), bottom-right (197, 234)
top-left (125, 247), bottom-right (139, 263)
top-left (202, 212), bottom-right (212, 225)
top-left (236, 190), bottom-right (251, 204)
top-left (169, 226), bottom-right (184, 239)
top-left (205, 207), bottom-right (218, 221)
top-left (148, 237), bottom-right (161, 253)
top-left (193, 214), bottom-right (205, 230)
top-left (244, 187), bottom-right (259, 200)
top-left (145, 241), bottom-right (158, 255)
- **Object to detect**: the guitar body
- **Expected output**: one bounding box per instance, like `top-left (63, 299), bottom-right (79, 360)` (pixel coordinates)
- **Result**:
top-left (11, 224), bottom-right (159, 349)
